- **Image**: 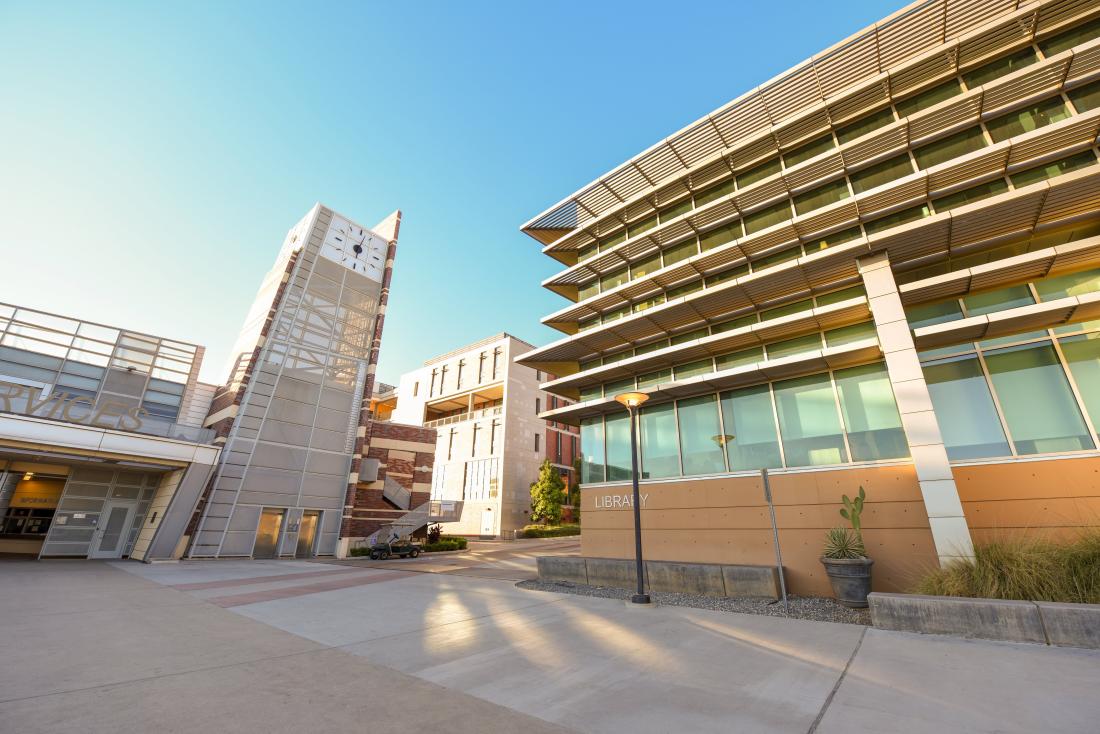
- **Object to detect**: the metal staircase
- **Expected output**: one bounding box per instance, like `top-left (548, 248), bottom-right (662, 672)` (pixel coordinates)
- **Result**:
top-left (366, 479), bottom-right (463, 546)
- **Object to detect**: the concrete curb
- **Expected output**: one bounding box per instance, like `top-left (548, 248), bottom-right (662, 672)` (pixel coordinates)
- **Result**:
top-left (536, 556), bottom-right (779, 599)
top-left (869, 593), bottom-right (1100, 649)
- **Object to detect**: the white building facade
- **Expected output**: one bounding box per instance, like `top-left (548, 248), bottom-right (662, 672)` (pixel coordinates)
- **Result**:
top-left (392, 334), bottom-right (578, 537)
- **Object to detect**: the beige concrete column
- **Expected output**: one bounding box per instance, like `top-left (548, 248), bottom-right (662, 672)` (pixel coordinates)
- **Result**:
top-left (858, 253), bottom-right (974, 563)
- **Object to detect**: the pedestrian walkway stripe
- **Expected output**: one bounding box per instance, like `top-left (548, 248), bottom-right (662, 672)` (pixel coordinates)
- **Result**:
top-left (168, 567), bottom-right (369, 591)
top-left (206, 570), bottom-right (419, 607)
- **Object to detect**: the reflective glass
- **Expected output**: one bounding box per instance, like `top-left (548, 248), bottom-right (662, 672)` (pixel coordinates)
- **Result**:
top-left (913, 127), bottom-right (986, 169)
top-left (694, 179), bottom-right (737, 207)
top-left (850, 154), bottom-right (914, 193)
top-left (677, 395), bottom-right (726, 476)
top-left (896, 80), bottom-right (962, 118)
top-left (834, 362), bottom-right (909, 460)
top-left (715, 347), bottom-right (763, 371)
top-left (580, 417), bottom-right (605, 483)
top-left (985, 97), bottom-right (1070, 143)
top-left (923, 355), bottom-right (1011, 459)
top-left (793, 179), bottom-right (850, 215)
top-left (773, 373), bottom-right (848, 466)
top-left (1061, 333), bottom-right (1100, 429)
top-left (984, 342), bottom-right (1094, 454)
top-left (720, 384), bottom-right (783, 471)
top-left (743, 201), bottom-right (793, 235)
top-left (640, 403), bottom-right (680, 479)
top-left (836, 107), bottom-right (896, 144)
top-left (605, 413), bottom-right (632, 482)
top-left (1068, 79), bottom-right (1100, 113)
top-left (962, 48), bottom-right (1037, 89)
top-left (737, 158), bottom-right (782, 188)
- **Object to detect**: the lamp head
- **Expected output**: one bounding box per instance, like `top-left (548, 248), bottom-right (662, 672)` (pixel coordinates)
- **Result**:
top-left (614, 392), bottom-right (649, 409)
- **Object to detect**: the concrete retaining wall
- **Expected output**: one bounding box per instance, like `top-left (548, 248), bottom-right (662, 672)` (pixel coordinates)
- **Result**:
top-left (536, 556), bottom-right (779, 599)
top-left (869, 593), bottom-right (1100, 649)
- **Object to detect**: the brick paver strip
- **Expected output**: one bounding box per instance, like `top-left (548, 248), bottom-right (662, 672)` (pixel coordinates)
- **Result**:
top-left (207, 570), bottom-right (419, 607)
top-left (170, 567), bottom-right (370, 591)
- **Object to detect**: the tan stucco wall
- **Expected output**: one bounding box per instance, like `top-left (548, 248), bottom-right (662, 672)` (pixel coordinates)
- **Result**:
top-left (954, 455), bottom-right (1100, 544)
top-left (581, 463), bottom-right (938, 597)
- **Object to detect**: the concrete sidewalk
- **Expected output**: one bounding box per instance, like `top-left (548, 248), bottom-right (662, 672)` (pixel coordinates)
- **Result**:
top-left (3, 558), bottom-right (1098, 733)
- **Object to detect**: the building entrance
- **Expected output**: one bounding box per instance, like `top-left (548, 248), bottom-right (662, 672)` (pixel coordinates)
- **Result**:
top-left (87, 501), bottom-right (137, 559)
top-left (296, 510), bottom-right (320, 558)
top-left (253, 508), bottom-right (285, 559)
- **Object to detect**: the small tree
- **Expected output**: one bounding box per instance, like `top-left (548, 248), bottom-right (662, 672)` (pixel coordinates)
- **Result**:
top-left (530, 459), bottom-right (566, 525)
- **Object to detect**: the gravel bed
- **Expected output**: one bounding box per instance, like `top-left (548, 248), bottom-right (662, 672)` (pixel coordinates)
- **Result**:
top-left (516, 579), bottom-right (870, 625)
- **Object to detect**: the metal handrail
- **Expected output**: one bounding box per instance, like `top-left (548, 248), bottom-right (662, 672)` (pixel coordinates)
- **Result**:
top-left (424, 405), bottom-right (502, 429)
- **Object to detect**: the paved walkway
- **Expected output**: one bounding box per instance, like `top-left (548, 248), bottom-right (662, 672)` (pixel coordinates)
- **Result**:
top-left (1, 550), bottom-right (1097, 733)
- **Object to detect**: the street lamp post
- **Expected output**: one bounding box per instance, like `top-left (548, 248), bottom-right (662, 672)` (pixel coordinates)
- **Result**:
top-left (615, 391), bottom-right (650, 604)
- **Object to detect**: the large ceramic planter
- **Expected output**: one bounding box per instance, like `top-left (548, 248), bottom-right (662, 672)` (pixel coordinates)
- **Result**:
top-left (821, 557), bottom-right (874, 608)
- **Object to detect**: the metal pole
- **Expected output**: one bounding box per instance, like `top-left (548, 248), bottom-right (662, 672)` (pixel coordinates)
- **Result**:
top-left (629, 406), bottom-right (650, 604)
top-left (761, 467), bottom-right (789, 612)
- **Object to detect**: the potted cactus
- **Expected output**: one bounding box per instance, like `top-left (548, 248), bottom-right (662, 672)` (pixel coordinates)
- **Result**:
top-left (820, 486), bottom-right (874, 608)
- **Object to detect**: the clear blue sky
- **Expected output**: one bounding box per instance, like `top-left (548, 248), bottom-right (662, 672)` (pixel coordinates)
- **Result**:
top-left (0, 0), bottom-right (900, 385)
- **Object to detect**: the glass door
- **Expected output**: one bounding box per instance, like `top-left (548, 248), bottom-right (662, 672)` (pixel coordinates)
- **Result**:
top-left (87, 502), bottom-right (136, 559)
top-left (253, 508), bottom-right (285, 559)
top-left (295, 511), bottom-right (320, 558)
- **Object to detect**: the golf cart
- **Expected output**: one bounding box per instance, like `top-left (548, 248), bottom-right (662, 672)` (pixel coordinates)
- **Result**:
top-left (368, 533), bottom-right (421, 560)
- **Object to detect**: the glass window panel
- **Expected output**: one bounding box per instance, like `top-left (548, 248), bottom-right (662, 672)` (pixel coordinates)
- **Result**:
top-left (3, 334), bottom-right (68, 358)
top-left (667, 281), bottom-right (704, 299)
top-left (1009, 150), bottom-right (1098, 188)
top-left (704, 264), bottom-right (748, 286)
top-left (693, 179), bottom-right (737, 208)
top-left (962, 48), bottom-right (1037, 89)
top-left (805, 225), bottom-right (863, 254)
top-left (793, 179), bottom-right (851, 215)
top-left (784, 135), bottom-right (834, 167)
top-left (605, 413), bottom-right (632, 482)
top-left (963, 285), bottom-right (1034, 316)
top-left (1038, 16), bottom-right (1100, 57)
top-left (923, 355), bottom-right (1011, 459)
top-left (633, 295), bottom-right (665, 314)
top-left (850, 154), bottom-right (915, 194)
top-left (662, 240), bottom-right (698, 267)
top-left (753, 246), bottom-right (802, 272)
top-left (816, 285), bottom-right (866, 306)
top-left (0, 345), bottom-right (62, 370)
top-left (932, 179), bottom-right (1008, 212)
top-left (760, 299), bottom-right (812, 322)
top-left (864, 205), bottom-right (930, 236)
top-left (825, 321), bottom-right (878, 347)
top-left (736, 158), bottom-right (782, 189)
top-left (19, 311), bottom-right (78, 334)
top-left (605, 378), bottom-right (635, 395)
top-left (142, 389), bottom-right (182, 407)
top-left (985, 341), bottom-right (1094, 454)
top-left (66, 349), bottom-right (109, 367)
top-left (773, 373), bottom-right (848, 466)
top-left (766, 333), bottom-right (823, 360)
top-left (743, 201), bottom-right (793, 235)
top-left (578, 243), bottom-right (599, 263)
top-left (578, 316), bottom-right (599, 332)
top-left (836, 107), bottom-right (896, 144)
top-left (61, 361), bottom-right (104, 379)
top-left (720, 384), bottom-right (782, 470)
top-left (627, 215), bottom-right (658, 239)
top-left (711, 314), bottom-right (757, 335)
top-left (634, 339), bottom-right (669, 356)
top-left (674, 359), bottom-right (713, 381)
top-left (1060, 333), bottom-right (1100, 428)
top-left (579, 385), bottom-right (603, 401)
top-left (896, 80), bottom-right (963, 118)
top-left (603, 350), bottom-right (631, 364)
top-left (677, 395), bottom-right (726, 476)
top-left (637, 369), bottom-right (671, 388)
top-left (699, 222), bottom-right (741, 251)
top-left (986, 97), bottom-right (1070, 143)
top-left (76, 322), bottom-right (120, 342)
top-left (578, 280), bottom-right (599, 301)
top-left (580, 417), bottom-right (605, 483)
top-left (834, 362), bottom-right (909, 460)
top-left (601, 305), bottom-right (630, 323)
top-left (56, 374), bottom-right (100, 392)
top-left (1068, 79), bottom-right (1100, 113)
top-left (601, 231), bottom-right (627, 250)
top-left (670, 328), bottom-right (707, 346)
top-left (631, 254), bottom-right (662, 280)
top-left (716, 346), bottom-right (763, 371)
top-left (907, 299), bottom-right (965, 329)
top-left (1036, 268), bottom-right (1100, 333)
top-left (659, 199), bottom-right (692, 223)
top-left (640, 403), bottom-right (680, 479)
top-left (600, 268), bottom-right (629, 292)
top-left (913, 127), bottom-right (987, 169)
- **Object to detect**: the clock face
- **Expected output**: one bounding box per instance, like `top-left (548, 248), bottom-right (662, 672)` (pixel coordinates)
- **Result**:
top-left (319, 215), bottom-right (386, 282)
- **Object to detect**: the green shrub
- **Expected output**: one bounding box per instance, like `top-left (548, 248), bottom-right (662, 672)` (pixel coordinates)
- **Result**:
top-left (521, 524), bottom-right (581, 538)
top-left (349, 547), bottom-right (371, 557)
top-left (913, 530), bottom-right (1100, 603)
top-left (822, 527), bottom-right (865, 559)
top-left (423, 536), bottom-right (468, 552)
